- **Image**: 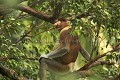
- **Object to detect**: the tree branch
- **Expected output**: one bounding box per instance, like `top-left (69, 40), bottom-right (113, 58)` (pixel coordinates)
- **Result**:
top-left (58, 60), bottom-right (115, 80)
top-left (15, 23), bottom-right (36, 44)
top-left (0, 66), bottom-right (27, 80)
top-left (79, 47), bottom-right (120, 71)
top-left (60, 60), bottom-right (115, 80)
top-left (88, 60), bottom-right (115, 69)
top-left (16, 5), bottom-right (54, 23)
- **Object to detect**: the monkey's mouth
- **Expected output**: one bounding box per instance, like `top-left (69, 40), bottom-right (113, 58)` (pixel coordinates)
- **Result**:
top-left (56, 25), bottom-right (61, 30)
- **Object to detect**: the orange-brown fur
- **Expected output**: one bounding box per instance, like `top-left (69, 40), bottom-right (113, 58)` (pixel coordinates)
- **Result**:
top-left (39, 18), bottom-right (90, 80)
top-left (53, 29), bottom-right (80, 65)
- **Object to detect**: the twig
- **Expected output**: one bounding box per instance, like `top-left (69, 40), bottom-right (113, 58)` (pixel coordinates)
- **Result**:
top-left (15, 24), bottom-right (35, 44)
top-left (52, 0), bottom-right (64, 20)
top-left (32, 27), bottom-right (55, 37)
top-left (0, 56), bottom-right (39, 61)
top-left (69, 0), bottom-right (101, 20)
top-left (90, 26), bottom-right (100, 59)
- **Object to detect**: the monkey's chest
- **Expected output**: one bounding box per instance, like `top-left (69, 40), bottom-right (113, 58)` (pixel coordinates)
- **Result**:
top-left (55, 30), bottom-right (80, 65)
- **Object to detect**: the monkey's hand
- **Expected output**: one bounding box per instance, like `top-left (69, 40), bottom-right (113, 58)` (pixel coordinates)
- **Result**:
top-left (39, 54), bottom-right (48, 62)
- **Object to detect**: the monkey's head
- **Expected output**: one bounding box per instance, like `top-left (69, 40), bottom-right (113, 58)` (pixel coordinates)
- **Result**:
top-left (54, 18), bottom-right (70, 31)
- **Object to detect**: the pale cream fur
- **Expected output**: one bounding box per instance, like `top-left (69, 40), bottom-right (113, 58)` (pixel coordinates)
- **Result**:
top-left (60, 26), bottom-right (70, 34)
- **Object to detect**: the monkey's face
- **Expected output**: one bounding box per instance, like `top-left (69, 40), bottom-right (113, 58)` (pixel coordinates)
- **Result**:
top-left (54, 21), bottom-right (69, 31)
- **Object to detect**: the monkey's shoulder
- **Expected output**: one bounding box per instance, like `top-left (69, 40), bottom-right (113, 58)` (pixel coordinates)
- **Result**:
top-left (60, 29), bottom-right (79, 45)
top-left (60, 29), bottom-right (78, 39)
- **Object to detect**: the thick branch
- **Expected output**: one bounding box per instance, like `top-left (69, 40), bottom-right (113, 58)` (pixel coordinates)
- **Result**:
top-left (16, 5), bottom-right (54, 23)
top-left (58, 60), bottom-right (115, 80)
top-left (0, 66), bottom-right (27, 80)
top-left (79, 47), bottom-right (120, 71)
top-left (59, 60), bottom-right (115, 80)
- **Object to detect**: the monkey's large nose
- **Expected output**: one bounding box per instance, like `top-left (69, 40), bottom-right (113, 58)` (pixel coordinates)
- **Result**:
top-left (54, 23), bottom-right (57, 26)
top-left (54, 21), bottom-right (61, 26)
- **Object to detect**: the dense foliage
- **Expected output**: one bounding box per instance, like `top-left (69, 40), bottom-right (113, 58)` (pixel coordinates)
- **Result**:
top-left (0, 0), bottom-right (120, 80)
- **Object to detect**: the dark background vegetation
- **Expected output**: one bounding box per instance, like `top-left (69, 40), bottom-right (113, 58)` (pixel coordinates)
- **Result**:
top-left (0, 0), bottom-right (120, 80)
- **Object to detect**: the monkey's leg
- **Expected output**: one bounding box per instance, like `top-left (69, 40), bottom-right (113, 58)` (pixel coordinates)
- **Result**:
top-left (39, 57), bottom-right (70, 80)
top-left (39, 58), bottom-right (47, 80)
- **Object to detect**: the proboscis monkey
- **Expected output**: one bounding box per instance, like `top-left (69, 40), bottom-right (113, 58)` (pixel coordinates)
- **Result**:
top-left (39, 18), bottom-right (90, 80)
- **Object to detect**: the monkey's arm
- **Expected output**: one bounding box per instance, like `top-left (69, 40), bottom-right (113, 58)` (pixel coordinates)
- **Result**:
top-left (40, 42), bottom-right (68, 59)
top-left (79, 44), bottom-right (90, 61)
top-left (46, 46), bottom-right (68, 58)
